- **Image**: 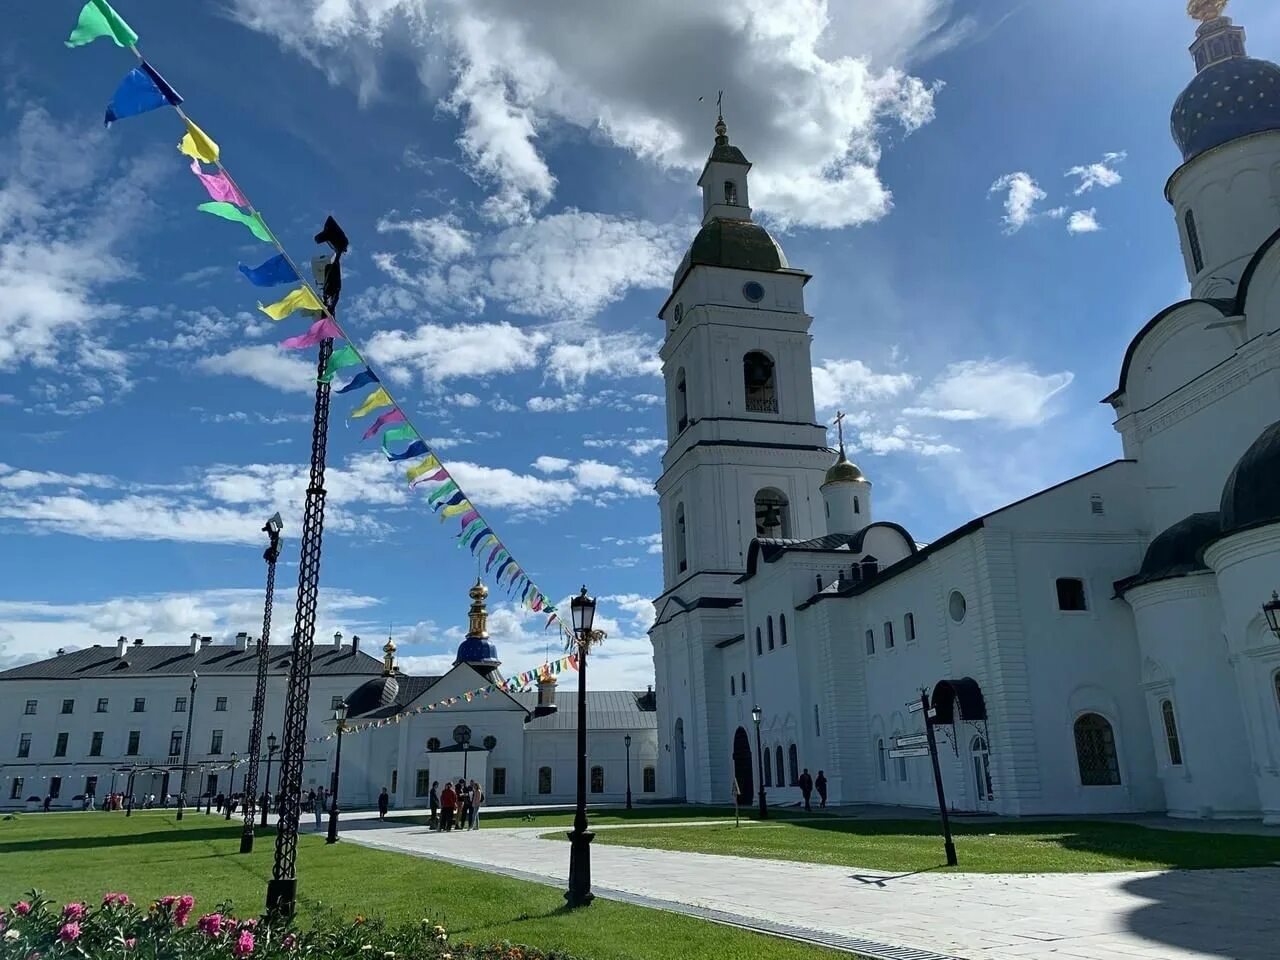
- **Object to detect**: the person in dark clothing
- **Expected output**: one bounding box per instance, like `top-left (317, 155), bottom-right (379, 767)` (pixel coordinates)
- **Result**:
top-left (429, 781), bottom-right (440, 830)
top-left (377, 787), bottom-right (390, 821)
top-left (440, 782), bottom-right (456, 832)
top-left (798, 768), bottom-right (814, 812)
top-left (460, 779), bottom-right (473, 829)
top-left (43, 795), bottom-right (52, 812)
top-left (215, 792), bottom-right (225, 813)
top-left (815, 770), bottom-right (828, 809)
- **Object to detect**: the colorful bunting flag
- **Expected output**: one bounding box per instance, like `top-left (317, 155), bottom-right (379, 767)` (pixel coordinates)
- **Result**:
top-left (350, 386), bottom-right (392, 419)
top-left (361, 408), bottom-right (406, 441)
top-left (281, 315), bottom-right (342, 350)
top-left (381, 425), bottom-right (418, 451)
top-left (104, 63), bottom-right (182, 126)
top-left (405, 456), bottom-right (441, 484)
top-left (336, 368), bottom-right (378, 394)
top-left (178, 118), bottom-right (220, 163)
top-left (66, 0), bottom-right (138, 48)
top-left (239, 253), bottom-right (299, 288)
top-left (190, 159), bottom-right (247, 206)
top-left (319, 345), bottom-right (362, 382)
top-left (258, 285), bottom-right (325, 321)
top-left (387, 439), bottom-right (429, 463)
top-left (197, 202), bottom-right (273, 242)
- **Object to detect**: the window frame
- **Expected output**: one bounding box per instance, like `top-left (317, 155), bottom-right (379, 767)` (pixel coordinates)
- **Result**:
top-left (590, 765), bottom-right (605, 794)
top-left (884, 620), bottom-right (895, 649)
top-left (642, 766), bottom-right (656, 793)
top-left (756, 628), bottom-right (763, 656)
top-left (788, 744), bottom-right (799, 785)
top-left (54, 732), bottom-right (69, 758)
top-left (18, 733), bottom-right (31, 758)
top-left (60, 699), bottom-right (74, 715)
top-left (877, 739), bottom-right (887, 781)
top-left (767, 616), bottom-right (774, 650)
top-left (865, 628), bottom-right (875, 655)
top-left (780, 615), bottom-right (787, 646)
top-left (96, 698), bottom-right (109, 713)
top-left (1073, 712), bottom-right (1122, 786)
top-left (904, 612), bottom-right (916, 642)
top-left (132, 698), bottom-right (146, 714)
top-left (126, 730), bottom-right (141, 757)
top-left (1160, 699), bottom-right (1183, 766)
top-left (415, 769), bottom-right (431, 798)
top-left (174, 697), bottom-right (187, 713)
top-left (24, 700), bottom-right (37, 716)
top-left (1184, 208), bottom-right (1204, 274)
top-left (169, 730), bottom-right (184, 757)
top-left (492, 767), bottom-right (507, 796)
top-left (90, 731), bottom-right (104, 757)
top-left (9, 777), bottom-right (23, 800)
top-left (215, 697), bottom-right (228, 712)
top-left (210, 730), bottom-right (223, 755)
top-left (1055, 577), bottom-right (1089, 613)
top-left (538, 766), bottom-right (553, 795)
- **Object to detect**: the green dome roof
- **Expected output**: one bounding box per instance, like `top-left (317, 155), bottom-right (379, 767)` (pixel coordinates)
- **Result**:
top-left (823, 451), bottom-right (865, 485)
top-left (673, 218), bottom-right (788, 289)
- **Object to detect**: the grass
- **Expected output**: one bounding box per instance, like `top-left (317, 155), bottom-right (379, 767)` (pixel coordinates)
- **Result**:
top-left (402, 805), bottom-right (820, 829)
top-left (568, 818), bottom-right (1280, 873)
top-left (0, 810), bottom-right (839, 960)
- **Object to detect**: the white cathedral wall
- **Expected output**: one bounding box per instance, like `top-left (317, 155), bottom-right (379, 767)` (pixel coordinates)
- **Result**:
top-left (393, 707), bottom-right (529, 806)
top-left (524, 728), bottom-right (659, 805)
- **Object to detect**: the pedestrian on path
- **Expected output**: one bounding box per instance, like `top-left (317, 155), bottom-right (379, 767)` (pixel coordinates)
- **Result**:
top-left (314, 787), bottom-right (325, 828)
top-left (440, 782), bottom-right (456, 832)
top-left (378, 787), bottom-right (390, 821)
top-left (815, 770), bottom-right (827, 809)
top-left (469, 781), bottom-right (483, 830)
top-left (798, 768), bottom-right (813, 812)
top-left (429, 781), bottom-right (439, 830)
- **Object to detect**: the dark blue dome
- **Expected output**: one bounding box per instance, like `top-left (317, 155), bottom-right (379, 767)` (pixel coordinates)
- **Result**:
top-left (455, 636), bottom-right (499, 665)
top-left (1172, 57), bottom-right (1280, 162)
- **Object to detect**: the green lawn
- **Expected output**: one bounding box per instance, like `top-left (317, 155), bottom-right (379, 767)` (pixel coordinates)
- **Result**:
top-left (569, 818), bottom-right (1280, 873)
top-left (0, 811), bottom-right (838, 960)
top-left (402, 805), bottom-right (820, 829)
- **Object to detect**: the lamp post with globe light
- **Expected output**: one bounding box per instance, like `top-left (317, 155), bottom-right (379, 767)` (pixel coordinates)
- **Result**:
top-left (752, 704), bottom-right (767, 819)
top-left (565, 586), bottom-right (606, 908)
top-left (326, 701), bottom-right (348, 844)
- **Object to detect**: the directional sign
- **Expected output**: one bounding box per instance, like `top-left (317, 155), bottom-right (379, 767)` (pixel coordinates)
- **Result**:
top-left (888, 746), bottom-right (931, 759)
top-left (894, 734), bottom-right (928, 749)
top-left (907, 700), bottom-right (924, 713)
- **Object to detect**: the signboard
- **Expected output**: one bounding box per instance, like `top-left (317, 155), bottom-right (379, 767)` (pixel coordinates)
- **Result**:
top-left (894, 734), bottom-right (928, 749)
top-left (888, 746), bottom-right (931, 759)
top-left (907, 701), bottom-right (936, 718)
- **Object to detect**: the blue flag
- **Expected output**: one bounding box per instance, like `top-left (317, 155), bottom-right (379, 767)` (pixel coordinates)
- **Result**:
top-left (386, 440), bottom-right (429, 462)
top-left (104, 62), bottom-right (182, 126)
top-left (336, 369), bottom-right (379, 394)
top-left (237, 253), bottom-right (299, 287)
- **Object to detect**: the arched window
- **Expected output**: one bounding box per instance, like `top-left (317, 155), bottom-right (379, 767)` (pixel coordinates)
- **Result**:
top-left (743, 351), bottom-right (778, 413)
top-left (971, 736), bottom-right (994, 801)
top-left (538, 766), bottom-right (552, 794)
top-left (1160, 700), bottom-right (1183, 766)
top-left (1074, 713), bottom-right (1121, 786)
top-left (730, 675), bottom-right (736, 696)
top-left (642, 766), bottom-right (655, 792)
top-left (767, 616), bottom-right (775, 650)
top-left (814, 704), bottom-right (821, 737)
top-left (675, 368), bottom-right (688, 432)
top-left (755, 488), bottom-right (791, 538)
top-left (756, 628), bottom-right (763, 656)
top-left (590, 766), bottom-right (604, 793)
top-left (775, 745), bottom-right (784, 786)
top-left (788, 744), bottom-right (799, 785)
top-left (741, 671), bottom-right (746, 693)
top-left (904, 613), bottom-right (915, 641)
top-left (675, 503), bottom-right (688, 574)
top-left (1185, 209), bottom-right (1204, 274)
top-left (780, 615), bottom-right (787, 646)
top-left (854, 496), bottom-right (860, 515)
top-left (724, 180), bottom-right (738, 205)
top-left (877, 739), bottom-right (887, 781)
top-left (426, 737), bottom-right (441, 752)
top-left (763, 752), bottom-right (772, 787)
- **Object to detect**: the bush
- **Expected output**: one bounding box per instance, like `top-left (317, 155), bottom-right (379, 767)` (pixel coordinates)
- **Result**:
top-left (1, 893), bottom-right (583, 960)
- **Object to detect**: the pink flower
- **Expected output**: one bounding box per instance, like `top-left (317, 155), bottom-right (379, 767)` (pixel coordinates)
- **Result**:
top-left (62, 903), bottom-right (85, 922)
top-left (282, 934), bottom-right (297, 951)
top-left (58, 922), bottom-right (81, 943)
top-left (173, 896), bottom-right (194, 927)
top-left (13, 902), bottom-right (31, 916)
top-left (102, 893), bottom-right (130, 907)
top-left (239, 919), bottom-right (257, 930)
top-left (233, 930), bottom-right (255, 957)
top-left (124, 939), bottom-right (137, 950)
top-left (197, 914), bottom-right (224, 937)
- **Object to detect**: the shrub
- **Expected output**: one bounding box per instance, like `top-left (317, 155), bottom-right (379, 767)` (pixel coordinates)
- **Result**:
top-left (1, 893), bottom-right (583, 960)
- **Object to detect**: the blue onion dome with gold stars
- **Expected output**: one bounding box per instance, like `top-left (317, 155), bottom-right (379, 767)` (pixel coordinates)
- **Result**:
top-left (1171, 4), bottom-right (1280, 162)
top-left (454, 578), bottom-right (501, 669)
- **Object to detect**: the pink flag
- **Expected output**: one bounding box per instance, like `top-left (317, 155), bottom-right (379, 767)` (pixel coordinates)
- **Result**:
top-left (409, 467), bottom-right (449, 487)
top-left (189, 159), bottom-right (247, 207)
top-left (362, 407), bottom-right (407, 440)
top-left (280, 316), bottom-right (341, 350)
top-left (458, 508), bottom-right (480, 528)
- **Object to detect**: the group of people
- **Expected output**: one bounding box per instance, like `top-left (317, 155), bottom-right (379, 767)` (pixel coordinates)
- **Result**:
top-left (796, 768), bottom-right (828, 812)
top-left (427, 779), bottom-right (484, 831)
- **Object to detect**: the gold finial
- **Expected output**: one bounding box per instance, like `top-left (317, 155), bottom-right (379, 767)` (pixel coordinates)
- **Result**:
top-left (467, 577), bottom-right (489, 639)
top-left (1187, 0), bottom-right (1228, 23)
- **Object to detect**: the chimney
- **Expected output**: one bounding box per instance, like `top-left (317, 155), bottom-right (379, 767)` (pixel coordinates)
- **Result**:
top-left (55, 647), bottom-right (65, 657)
top-left (534, 676), bottom-right (558, 717)
top-left (201, 635), bottom-right (212, 647)
top-left (189, 632), bottom-right (201, 655)
top-left (352, 635), bottom-right (361, 656)
top-left (133, 638), bottom-right (144, 646)
top-left (235, 631), bottom-right (250, 652)
top-left (117, 636), bottom-right (128, 658)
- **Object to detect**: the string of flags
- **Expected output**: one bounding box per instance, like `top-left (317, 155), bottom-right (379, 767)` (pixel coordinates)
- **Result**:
top-left (306, 654), bottom-right (579, 744)
top-left (65, 0), bottom-right (562, 628)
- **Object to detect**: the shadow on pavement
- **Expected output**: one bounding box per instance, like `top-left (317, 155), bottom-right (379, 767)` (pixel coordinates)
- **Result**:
top-left (1122, 869), bottom-right (1280, 960)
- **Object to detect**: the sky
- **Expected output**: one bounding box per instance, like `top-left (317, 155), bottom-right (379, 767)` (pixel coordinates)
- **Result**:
top-left (2, 0), bottom-right (1276, 689)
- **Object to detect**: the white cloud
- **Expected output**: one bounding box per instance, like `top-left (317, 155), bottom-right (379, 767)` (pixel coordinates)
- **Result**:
top-left (533, 456), bottom-right (571, 473)
top-left (365, 321), bottom-right (547, 384)
top-left (544, 333), bottom-right (662, 386)
top-left (1066, 151), bottom-right (1126, 195)
top-left (989, 172), bottom-right (1052, 234)
top-left (584, 437), bottom-right (666, 457)
top-left (450, 392), bottom-right (481, 407)
top-left (812, 358), bottom-right (916, 411)
top-left (197, 345), bottom-right (319, 393)
top-left (1067, 209), bottom-right (1101, 235)
top-left (229, 0), bottom-right (960, 230)
top-left (906, 359), bottom-right (1074, 428)
top-left (527, 394), bottom-right (582, 413)
top-left (855, 424), bottom-right (959, 457)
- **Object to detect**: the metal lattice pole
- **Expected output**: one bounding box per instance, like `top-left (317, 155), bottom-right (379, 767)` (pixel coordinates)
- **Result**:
top-left (241, 521), bottom-right (282, 854)
top-left (176, 672), bottom-right (198, 821)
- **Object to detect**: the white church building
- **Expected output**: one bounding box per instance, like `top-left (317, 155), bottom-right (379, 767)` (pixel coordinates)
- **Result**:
top-left (649, 9), bottom-right (1280, 822)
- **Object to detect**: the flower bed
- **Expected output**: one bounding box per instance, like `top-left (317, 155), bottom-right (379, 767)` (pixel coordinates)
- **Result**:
top-left (2, 893), bottom-right (579, 960)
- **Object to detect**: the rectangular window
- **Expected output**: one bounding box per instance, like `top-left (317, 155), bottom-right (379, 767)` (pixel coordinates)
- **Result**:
top-left (884, 621), bottom-right (894, 649)
top-left (492, 767), bottom-right (507, 796)
top-left (174, 697), bottom-right (187, 713)
top-left (85, 776), bottom-right (98, 798)
top-left (904, 612), bottom-right (916, 642)
top-left (206, 774), bottom-right (218, 797)
top-left (49, 776), bottom-right (61, 799)
top-left (169, 731), bottom-right (183, 757)
top-left (24, 700), bottom-right (36, 716)
top-left (865, 629), bottom-right (875, 655)
top-left (538, 767), bottom-right (552, 794)
top-left (590, 766), bottom-right (604, 793)
top-left (215, 697), bottom-right (228, 712)
top-left (1056, 578), bottom-right (1088, 611)
top-left (415, 770), bottom-right (431, 797)
top-left (90, 732), bottom-right (104, 757)
top-left (54, 732), bottom-right (68, 757)
top-left (9, 777), bottom-right (23, 800)
top-left (643, 766), bottom-right (656, 792)
top-left (210, 730), bottom-right (223, 754)
top-left (96, 698), bottom-right (109, 713)
top-left (391, 770), bottom-right (398, 794)
top-left (133, 698), bottom-right (146, 713)
top-left (126, 731), bottom-right (140, 756)
top-left (61, 699), bottom-right (74, 715)
top-left (18, 733), bottom-right (31, 758)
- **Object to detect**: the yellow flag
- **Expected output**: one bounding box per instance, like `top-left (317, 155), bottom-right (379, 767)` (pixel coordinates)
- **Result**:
top-left (406, 455), bottom-right (441, 484)
top-left (440, 499), bottom-right (472, 520)
top-left (178, 118), bottom-right (219, 163)
top-left (351, 387), bottom-right (392, 419)
top-left (257, 286), bottom-right (324, 321)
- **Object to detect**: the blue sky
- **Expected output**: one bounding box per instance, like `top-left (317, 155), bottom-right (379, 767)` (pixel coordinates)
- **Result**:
top-left (2, 0), bottom-right (1275, 687)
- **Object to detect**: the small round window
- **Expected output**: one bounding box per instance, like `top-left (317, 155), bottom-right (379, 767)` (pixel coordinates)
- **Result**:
top-left (674, 303), bottom-right (684, 324)
top-left (948, 591), bottom-right (967, 623)
top-left (743, 281), bottom-right (765, 303)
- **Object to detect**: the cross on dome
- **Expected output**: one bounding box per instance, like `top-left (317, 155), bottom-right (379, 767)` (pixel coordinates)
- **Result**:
top-left (1187, 0), bottom-right (1229, 23)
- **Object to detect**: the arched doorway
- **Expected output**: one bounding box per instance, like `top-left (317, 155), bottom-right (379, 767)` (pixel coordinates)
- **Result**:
top-left (969, 735), bottom-right (994, 810)
top-left (732, 727), bottom-right (753, 804)
top-left (673, 718), bottom-right (686, 801)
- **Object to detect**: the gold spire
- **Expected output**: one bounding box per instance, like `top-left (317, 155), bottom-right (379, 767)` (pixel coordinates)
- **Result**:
top-left (1187, 0), bottom-right (1228, 23)
top-left (467, 577), bottom-right (489, 639)
top-left (714, 89), bottom-right (728, 145)
top-left (382, 634), bottom-right (397, 676)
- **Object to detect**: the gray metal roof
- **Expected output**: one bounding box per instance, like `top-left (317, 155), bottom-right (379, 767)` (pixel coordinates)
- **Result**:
top-left (0, 643), bottom-right (384, 681)
top-left (522, 690), bottom-right (657, 732)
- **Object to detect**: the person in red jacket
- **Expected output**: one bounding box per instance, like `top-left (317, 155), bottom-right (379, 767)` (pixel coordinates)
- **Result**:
top-left (440, 782), bottom-right (456, 832)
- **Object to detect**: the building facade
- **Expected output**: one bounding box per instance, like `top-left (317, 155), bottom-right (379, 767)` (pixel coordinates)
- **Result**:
top-left (650, 9), bottom-right (1280, 821)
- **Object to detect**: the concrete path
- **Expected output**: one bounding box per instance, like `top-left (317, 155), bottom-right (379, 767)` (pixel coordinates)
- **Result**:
top-left (342, 818), bottom-right (1280, 960)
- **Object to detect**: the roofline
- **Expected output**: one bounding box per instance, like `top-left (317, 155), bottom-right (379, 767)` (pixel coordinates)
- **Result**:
top-left (1102, 300), bottom-right (1230, 404)
top-left (714, 634), bottom-right (745, 649)
top-left (1235, 224), bottom-right (1280, 313)
top-left (1165, 129), bottom-right (1280, 203)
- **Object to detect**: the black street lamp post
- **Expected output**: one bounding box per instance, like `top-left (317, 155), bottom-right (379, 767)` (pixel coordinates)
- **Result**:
top-left (752, 704), bottom-right (767, 819)
top-left (1264, 592), bottom-right (1280, 641)
top-left (565, 586), bottom-right (605, 908)
top-left (242, 513), bottom-right (283, 854)
top-left (624, 734), bottom-right (633, 810)
top-left (326, 701), bottom-right (348, 845)
top-left (205, 765), bottom-right (213, 815)
top-left (176, 671), bottom-right (198, 822)
top-left (224, 754), bottom-right (240, 821)
top-left (261, 734), bottom-right (278, 828)
top-left (125, 766), bottom-right (136, 817)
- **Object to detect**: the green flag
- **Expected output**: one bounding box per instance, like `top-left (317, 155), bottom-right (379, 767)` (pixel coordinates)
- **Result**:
top-left (196, 202), bottom-right (275, 244)
top-left (380, 425), bottom-right (417, 450)
top-left (320, 344), bottom-right (361, 382)
top-left (66, 0), bottom-right (138, 48)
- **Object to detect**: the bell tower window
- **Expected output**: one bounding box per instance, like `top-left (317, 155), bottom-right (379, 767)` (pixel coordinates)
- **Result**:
top-left (675, 368), bottom-right (688, 433)
top-left (724, 180), bottom-right (738, 205)
top-left (743, 351), bottom-right (778, 414)
top-left (755, 488), bottom-right (791, 538)
top-left (1185, 209), bottom-right (1204, 274)
top-left (675, 502), bottom-right (688, 574)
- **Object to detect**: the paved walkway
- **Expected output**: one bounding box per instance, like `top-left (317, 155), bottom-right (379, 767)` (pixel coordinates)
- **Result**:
top-left (342, 818), bottom-right (1280, 960)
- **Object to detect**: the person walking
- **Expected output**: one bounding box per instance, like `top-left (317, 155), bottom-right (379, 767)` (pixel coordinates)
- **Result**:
top-left (798, 768), bottom-right (814, 812)
top-left (429, 781), bottom-right (440, 830)
top-left (469, 781), bottom-right (483, 830)
top-left (440, 781), bottom-right (456, 832)
top-left (460, 779), bottom-right (473, 831)
top-left (313, 787), bottom-right (325, 829)
top-left (815, 770), bottom-right (828, 809)
top-left (215, 791), bottom-right (225, 813)
top-left (377, 786), bottom-right (390, 821)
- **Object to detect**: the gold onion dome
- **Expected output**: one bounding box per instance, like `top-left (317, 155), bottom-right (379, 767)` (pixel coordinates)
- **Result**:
top-left (824, 449), bottom-right (865, 485)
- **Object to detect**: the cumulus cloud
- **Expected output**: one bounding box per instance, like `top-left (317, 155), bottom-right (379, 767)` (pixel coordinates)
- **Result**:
top-left (906, 359), bottom-right (1074, 428)
top-left (1065, 151), bottom-right (1126, 195)
top-left (812, 358), bottom-right (916, 411)
top-left (989, 172), bottom-right (1062, 234)
top-left (1066, 209), bottom-right (1101, 235)
top-left (197, 345), bottom-right (319, 393)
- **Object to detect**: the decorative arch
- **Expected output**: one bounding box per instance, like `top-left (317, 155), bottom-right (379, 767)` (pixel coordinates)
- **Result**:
top-left (755, 488), bottom-right (791, 538)
top-left (732, 727), bottom-right (753, 802)
top-left (930, 677), bottom-right (987, 724)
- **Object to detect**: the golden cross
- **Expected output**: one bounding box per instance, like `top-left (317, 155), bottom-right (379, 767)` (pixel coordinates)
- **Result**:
top-left (1187, 0), bottom-right (1229, 23)
top-left (834, 410), bottom-right (847, 453)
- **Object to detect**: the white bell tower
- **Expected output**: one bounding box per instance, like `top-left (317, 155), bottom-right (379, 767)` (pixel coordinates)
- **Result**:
top-left (649, 111), bottom-right (832, 803)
